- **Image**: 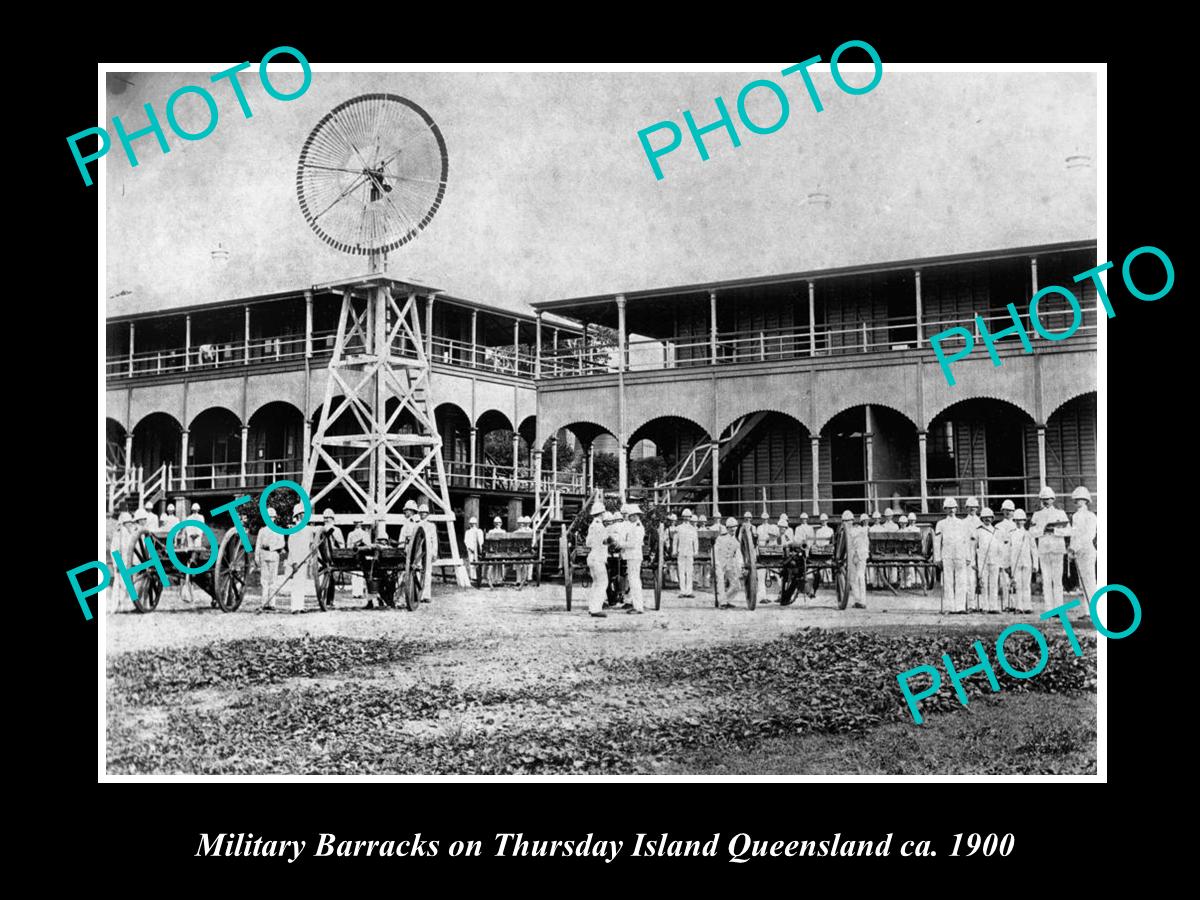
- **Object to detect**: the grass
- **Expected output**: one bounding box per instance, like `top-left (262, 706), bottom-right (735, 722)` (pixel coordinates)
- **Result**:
top-left (660, 693), bottom-right (1096, 775)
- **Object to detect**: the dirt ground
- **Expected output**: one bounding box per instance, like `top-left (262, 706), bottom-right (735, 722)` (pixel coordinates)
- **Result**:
top-left (105, 580), bottom-right (1098, 775)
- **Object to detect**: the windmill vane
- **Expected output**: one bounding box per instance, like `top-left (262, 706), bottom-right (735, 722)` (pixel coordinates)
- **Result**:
top-left (296, 93), bottom-right (449, 268)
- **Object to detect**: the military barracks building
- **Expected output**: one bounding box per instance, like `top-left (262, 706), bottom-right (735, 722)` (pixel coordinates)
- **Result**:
top-left (106, 238), bottom-right (1098, 529)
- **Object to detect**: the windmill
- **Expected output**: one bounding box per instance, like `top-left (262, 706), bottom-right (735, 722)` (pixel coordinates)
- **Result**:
top-left (296, 92), bottom-right (469, 587)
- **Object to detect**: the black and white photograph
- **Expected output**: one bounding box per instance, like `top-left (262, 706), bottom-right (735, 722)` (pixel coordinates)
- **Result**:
top-left (97, 60), bottom-right (1103, 778)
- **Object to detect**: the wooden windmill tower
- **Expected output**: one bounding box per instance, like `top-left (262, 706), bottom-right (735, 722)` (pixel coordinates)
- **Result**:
top-left (296, 93), bottom-right (468, 585)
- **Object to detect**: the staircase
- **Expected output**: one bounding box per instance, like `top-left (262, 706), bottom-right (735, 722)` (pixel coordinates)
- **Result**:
top-left (107, 462), bottom-right (169, 514)
top-left (653, 412), bottom-right (769, 506)
top-left (537, 492), bottom-right (587, 579)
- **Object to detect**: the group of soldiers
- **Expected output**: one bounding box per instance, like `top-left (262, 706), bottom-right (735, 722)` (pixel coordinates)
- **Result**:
top-left (107, 500), bottom-right (206, 613)
top-left (583, 501), bottom-right (648, 616)
top-left (932, 485), bottom-right (1097, 614)
top-left (462, 514), bottom-right (536, 588)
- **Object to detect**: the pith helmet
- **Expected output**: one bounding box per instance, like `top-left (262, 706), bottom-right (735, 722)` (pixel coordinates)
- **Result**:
top-left (898, 514), bottom-right (909, 524)
top-left (981, 507), bottom-right (994, 518)
top-left (799, 512), bottom-right (809, 520)
top-left (323, 508), bottom-right (335, 519)
top-left (493, 516), bottom-right (503, 524)
top-left (760, 511), bottom-right (770, 520)
top-left (1072, 486), bottom-right (1091, 502)
top-left (1039, 486), bottom-right (1056, 500)
top-left (468, 516), bottom-right (478, 524)
top-left (860, 513), bottom-right (870, 523)
top-left (841, 510), bottom-right (854, 522)
top-left (590, 501), bottom-right (605, 515)
top-left (1001, 499), bottom-right (1016, 511)
top-left (1014, 509), bottom-right (1027, 520)
top-left (626, 504), bottom-right (642, 516)
top-left (681, 508), bottom-right (694, 518)
top-left (725, 517), bottom-right (738, 528)
top-left (404, 499), bottom-right (419, 512)
top-left (778, 514), bottom-right (789, 524)
top-left (819, 513), bottom-right (828, 522)
top-left (266, 507), bottom-right (278, 519)
top-left (743, 511), bottom-right (753, 519)
top-left (966, 497), bottom-right (980, 508)
top-left (133, 508), bottom-right (147, 521)
top-left (166, 503), bottom-right (175, 512)
top-left (943, 497), bottom-right (958, 509)
top-left (191, 503), bottom-right (201, 512)
top-left (884, 507), bottom-right (894, 516)
top-left (118, 511), bottom-right (133, 524)
top-left (418, 504), bottom-right (430, 514)
top-left (871, 509), bottom-right (881, 519)
top-left (667, 513), bottom-right (677, 521)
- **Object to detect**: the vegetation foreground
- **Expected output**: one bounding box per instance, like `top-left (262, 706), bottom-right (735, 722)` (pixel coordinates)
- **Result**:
top-left (107, 626), bottom-right (1097, 775)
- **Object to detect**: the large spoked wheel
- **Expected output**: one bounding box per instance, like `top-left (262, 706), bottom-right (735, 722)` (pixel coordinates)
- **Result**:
top-left (129, 529), bottom-right (164, 613)
top-left (653, 526), bottom-right (664, 611)
top-left (405, 527), bottom-right (427, 611)
top-left (742, 529), bottom-right (758, 611)
top-left (212, 528), bottom-right (249, 612)
top-left (835, 566), bottom-right (850, 610)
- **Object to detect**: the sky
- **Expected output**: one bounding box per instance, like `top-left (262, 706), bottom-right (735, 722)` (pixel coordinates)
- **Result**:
top-left (105, 68), bottom-right (1096, 317)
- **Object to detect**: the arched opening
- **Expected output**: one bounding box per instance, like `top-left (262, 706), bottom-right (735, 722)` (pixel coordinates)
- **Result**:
top-left (715, 411), bottom-right (811, 520)
top-left (188, 407), bottom-right (243, 492)
top-left (247, 401), bottom-right (304, 487)
top-left (820, 405), bottom-right (920, 516)
top-left (131, 412), bottom-right (182, 478)
top-left (1046, 392), bottom-right (1097, 506)
top-left (475, 409), bottom-right (525, 491)
top-left (927, 397), bottom-right (1037, 509)
top-left (436, 402), bottom-right (472, 487)
top-left (628, 415), bottom-right (712, 504)
top-left (558, 421), bottom-right (618, 492)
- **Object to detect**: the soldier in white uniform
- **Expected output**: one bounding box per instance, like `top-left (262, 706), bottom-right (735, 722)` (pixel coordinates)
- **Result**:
top-left (1008, 509), bottom-right (1036, 613)
top-left (961, 497), bottom-right (982, 604)
top-left (160, 502), bottom-right (180, 533)
top-left (777, 513), bottom-right (794, 547)
top-left (977, 508), bottom-right (1004, 613)
top-left (934, 497), bottom-right (969, 613)
top-left (674, 508), bottom-right (699, 598)
top-left (485, 516), bottom-right (506, 588)
top-left (463, 515), bottom-right (485, 585)
top-left (288, 503), bottom-right (316, 614)
top-left (622, 505), bottom-right (647, 613)
top-left (848, 512), bottom-right (871, 608)
top-left (143, 502), bottom-right (159, 532)
top-left (1030, 486), bottom-right (1069, 610)
top-left (346, 518), bottom-right (371, 603)
top-left (255, 507), bottom-right (286, 610)
top-left (110, 511), bottom-right (138, 614)
top-left (585, 501), bottom-right (610, 616)
top-left (994, 500), bottom-right (1018, 610)
top-left (713, 517), bottom-right (745, 609)
top-left (1069, 486), bottom-right (1098, 604)
top-left (880, 507), bottom-right (900, 587)
top-left (418, 504), bottom-right (437, 601)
